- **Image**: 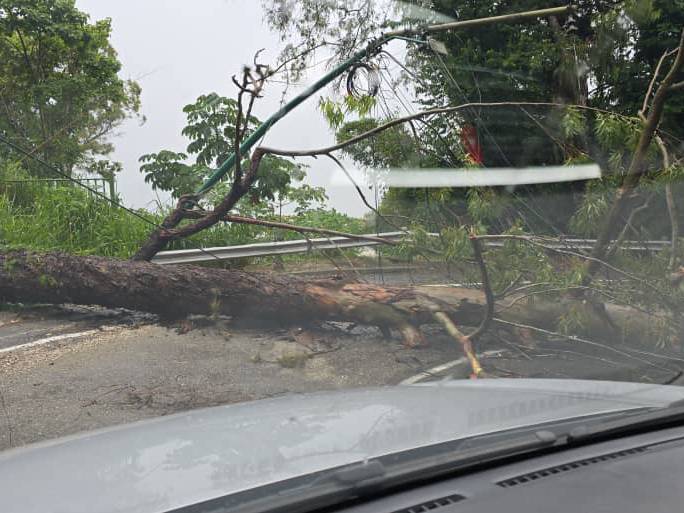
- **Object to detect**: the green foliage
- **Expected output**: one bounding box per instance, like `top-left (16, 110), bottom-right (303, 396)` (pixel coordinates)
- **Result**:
top-left (139, 92), bottom-right (325, 215)
top-left (319, 95), bottom-right (377, 130)
top-left (0, 0), bottom-right (141, 178)
top-left (38, 274), bottom-right (58, 288)
top-left (292, 208), bottom-right (364, 233)
top-left (594, 113), bottom-right (642, 155)
top-left (466, 189), bottom-right (508, 225)
top-left (336, 117), bottom-right (420, 169)
top-left (561, 107), bottom-right (587, 139)
top-left (0, 158), bottom-right (363, 260)
top-left (557, 304), bottom-right (590, 337)
top-left (139, 150), bottom-right (204, 199)
top-left (0, 181), bottom-right (151, 257)
top-left (569, 181), bottom-right (612, 236)
top-left (319, 97), bottom-right (346, 129)
top-left (440, 225), bottom-right (470, 262)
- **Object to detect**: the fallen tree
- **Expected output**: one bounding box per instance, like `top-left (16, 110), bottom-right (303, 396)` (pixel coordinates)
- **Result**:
top-left (1, 250), bottom-right (679, 372)
top-left (2, 29), bottom-right (682, 379)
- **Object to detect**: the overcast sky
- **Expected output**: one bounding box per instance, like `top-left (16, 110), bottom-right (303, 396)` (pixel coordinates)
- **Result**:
top-left (74, 0), bottom-right (374, 216)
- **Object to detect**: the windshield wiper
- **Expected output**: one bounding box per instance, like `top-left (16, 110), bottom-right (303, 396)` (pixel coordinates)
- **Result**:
top-left (171, 431), bottom-right (560, 513)
top-left (568, 400), bottom-right (684, 443)
top-left (172, 406), bottom-right (684, 513)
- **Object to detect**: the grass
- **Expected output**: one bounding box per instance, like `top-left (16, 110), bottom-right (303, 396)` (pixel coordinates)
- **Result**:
top-left (0, 180), bottom-right (367, 261)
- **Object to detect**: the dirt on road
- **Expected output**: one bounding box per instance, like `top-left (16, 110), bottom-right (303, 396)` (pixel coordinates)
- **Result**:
top-left (0, 303), bottom-right (682, 452)
top-left (0, 312), bottom-right (471, 450)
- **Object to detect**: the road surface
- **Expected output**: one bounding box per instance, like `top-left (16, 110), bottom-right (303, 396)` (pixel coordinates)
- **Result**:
top-left (0, 301), bottom-right (681, 452)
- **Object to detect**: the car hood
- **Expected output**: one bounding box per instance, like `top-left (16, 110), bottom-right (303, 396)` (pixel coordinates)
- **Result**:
top-left (2, 379), bottom-right (684, 513)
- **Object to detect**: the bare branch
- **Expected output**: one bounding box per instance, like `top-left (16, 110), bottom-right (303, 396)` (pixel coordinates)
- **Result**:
top-left (434, 311), bottom-right (483, 377)
top-left (263, 41), bottom-right (329, 81)
top-left (646, 131), bottom-right (681, 271)
top-left (493, 318), bottom-right (675, 372)
top-left (232, 70), bottom-right (250, 183)
top-left (157, 149), bottom-right (267, 242)
top-left (641, 49), bottom-right (678, 115)
top-left (259, 101), bottom-right (644, 159)
top-left (665, 182), bottom-right (679, 271)
top-left (181, 210), bottom-right (399, 245)
top-left (324, 153), bottom-right (373, 209)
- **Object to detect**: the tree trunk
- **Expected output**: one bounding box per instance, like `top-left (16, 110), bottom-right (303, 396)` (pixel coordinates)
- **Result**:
top-left (0, 251), bottom-right (466, 345)
top-left (1, 251), bottom-right (678, 350)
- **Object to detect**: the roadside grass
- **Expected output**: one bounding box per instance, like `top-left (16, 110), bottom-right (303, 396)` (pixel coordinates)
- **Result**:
top-left (0, 181), bottom-right (368, 261)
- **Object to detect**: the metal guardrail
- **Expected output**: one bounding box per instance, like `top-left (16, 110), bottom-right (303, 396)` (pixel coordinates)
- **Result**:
top-left (152, 232), bottom-right (671, 265)
top-left (152, 232), bottom-right (406, 265)
top-left (484, 238), bottom-right (671, 252)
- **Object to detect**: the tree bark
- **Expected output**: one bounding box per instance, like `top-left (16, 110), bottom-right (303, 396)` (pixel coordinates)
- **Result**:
top-left (0, 251), bottom-right (466, 344)
top-left (1, 251), bottom-right (678, 350)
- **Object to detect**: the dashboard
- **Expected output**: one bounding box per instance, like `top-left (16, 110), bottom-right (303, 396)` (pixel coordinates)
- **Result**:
top-left (337, 425), bottom-right (684, 513)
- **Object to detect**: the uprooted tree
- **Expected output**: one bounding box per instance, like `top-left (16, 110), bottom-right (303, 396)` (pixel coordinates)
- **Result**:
top-left (1, 4), bottom-right (683, 377)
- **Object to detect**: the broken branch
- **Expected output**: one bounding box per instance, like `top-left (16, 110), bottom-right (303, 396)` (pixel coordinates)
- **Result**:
top-left (434, 311), bottom-right (483, 377)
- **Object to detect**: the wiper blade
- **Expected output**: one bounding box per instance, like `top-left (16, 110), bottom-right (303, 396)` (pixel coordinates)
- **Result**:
top-left (175, 431), bottom-right (559, 513)
top-left (568, 401), bottom-right (684, 443)
top-left (262, 432), bottom-right (558, 513)
top-left (174, 407), bottom-right (682, 513)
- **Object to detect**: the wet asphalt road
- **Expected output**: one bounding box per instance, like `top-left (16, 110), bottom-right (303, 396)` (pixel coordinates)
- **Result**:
top-left (1, 267), bottom-right (683, 451)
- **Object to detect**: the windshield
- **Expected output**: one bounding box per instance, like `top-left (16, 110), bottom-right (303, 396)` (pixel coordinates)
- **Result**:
top-left (0, 0), bottom-right (683, 503)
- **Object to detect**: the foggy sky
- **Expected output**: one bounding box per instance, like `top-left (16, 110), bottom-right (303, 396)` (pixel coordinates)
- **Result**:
top-left (75, 0), bottom-right (372, 216)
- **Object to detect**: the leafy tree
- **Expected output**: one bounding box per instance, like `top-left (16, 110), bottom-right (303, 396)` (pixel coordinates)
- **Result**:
top-left (139, 93), bottom-right (327, 216)
top-left (407, 0), bottom-right (683, 163)
top-left (265, 0), bottom-right (683, 236)
top-left (0, 0), bottom-right (141, 178)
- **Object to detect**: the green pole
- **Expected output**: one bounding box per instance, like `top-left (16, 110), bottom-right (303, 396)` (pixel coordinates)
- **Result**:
top-left (194, 38), bottom-right (388, 197)
top-left (193, 4), bottom-right (570, 198)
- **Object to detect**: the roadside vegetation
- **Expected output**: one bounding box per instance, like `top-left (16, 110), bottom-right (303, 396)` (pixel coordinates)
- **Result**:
top-left (0, 162), bottom-right (365, 259)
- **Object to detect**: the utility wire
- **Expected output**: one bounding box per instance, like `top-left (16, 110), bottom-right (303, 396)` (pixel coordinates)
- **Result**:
top-left (432, 51), bottom-right (567, 237)
top-left (0, 133), bottom-right (157, 227)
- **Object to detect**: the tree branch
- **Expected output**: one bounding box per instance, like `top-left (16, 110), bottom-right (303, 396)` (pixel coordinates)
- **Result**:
top-left (605, 191), bottom-right (654, 259)
top-left (434, 311), bottom-right (483, 377)
top-left (665, 182), bottom-right (679, 271)
top-left (181, 210), bottom-right (399, 245)
top-left (641, 49), bottom-right (678, 115)
top-left (232, 71), bottom-right (250, 183)
top-left (583, 30), bottom-right (684, 284)
top-left (493, 318), bottom-right (675, 372)
top-left (467, 234), bottom-right (494, 341)
top-left (159, 149), bottom-right (266, 241)
top-left (259, 101), bottom-right (643, 159)
top-left (669, 81), bottom-right (684, 92)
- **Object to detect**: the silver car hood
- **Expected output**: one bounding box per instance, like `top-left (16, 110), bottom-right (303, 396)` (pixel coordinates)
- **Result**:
top-left (2, 379), bottom-right (684, 513)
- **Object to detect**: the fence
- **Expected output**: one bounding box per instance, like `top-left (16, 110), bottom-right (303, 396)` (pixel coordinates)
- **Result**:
top-left (0, 177), bottom-right (115, 199)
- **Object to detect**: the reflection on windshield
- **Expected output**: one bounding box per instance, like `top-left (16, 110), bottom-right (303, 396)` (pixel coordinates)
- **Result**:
top-left (0, 0), bottom-right (682, 466)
